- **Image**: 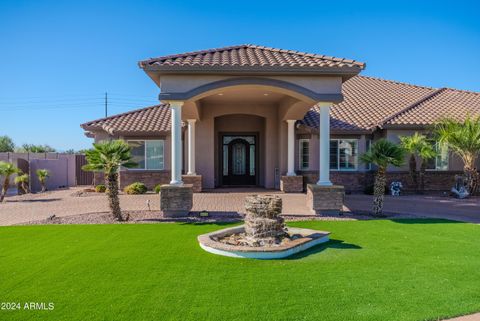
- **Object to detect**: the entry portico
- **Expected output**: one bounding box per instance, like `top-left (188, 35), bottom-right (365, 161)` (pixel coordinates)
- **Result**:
top-left (138, 45), bottom-right (365, 191)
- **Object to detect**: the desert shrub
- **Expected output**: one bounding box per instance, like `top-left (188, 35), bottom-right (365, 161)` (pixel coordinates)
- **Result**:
top-left (124, 182), bottom-right (147, 195)
top-left (154, 184), bottom-right (162, 194)
top-left (95, 184), bottom-right (106, 193)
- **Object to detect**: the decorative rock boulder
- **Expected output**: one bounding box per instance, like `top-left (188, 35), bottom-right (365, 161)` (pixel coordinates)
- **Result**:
top-left (244, 195), bottom-right (287, 246)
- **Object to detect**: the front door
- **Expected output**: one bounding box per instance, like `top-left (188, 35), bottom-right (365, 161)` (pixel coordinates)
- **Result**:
top-left (221, 135), bottom-right (257, 186)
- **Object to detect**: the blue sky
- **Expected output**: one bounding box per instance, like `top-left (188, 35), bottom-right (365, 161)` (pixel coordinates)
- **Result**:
top-left (1, 0), bottom-right (479, 150)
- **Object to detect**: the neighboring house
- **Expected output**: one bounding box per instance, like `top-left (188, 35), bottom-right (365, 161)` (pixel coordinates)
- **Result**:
top-left (81, 44), bottom-right (480, 192)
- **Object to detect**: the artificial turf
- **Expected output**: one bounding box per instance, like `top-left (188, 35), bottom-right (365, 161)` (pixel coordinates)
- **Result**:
top-left (1, 219), bottom-right (480, 321)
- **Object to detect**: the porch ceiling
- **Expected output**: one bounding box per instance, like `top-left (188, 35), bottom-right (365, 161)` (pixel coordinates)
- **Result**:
top-left (200, 87), bottom-right (286, 104)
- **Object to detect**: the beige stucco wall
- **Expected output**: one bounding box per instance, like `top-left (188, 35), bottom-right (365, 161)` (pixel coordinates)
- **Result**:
top-left (158, 75), bottom-right (343, 95)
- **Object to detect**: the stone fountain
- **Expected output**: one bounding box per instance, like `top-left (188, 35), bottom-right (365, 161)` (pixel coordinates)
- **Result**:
top-left (198, 195), bottom-right (330, 259)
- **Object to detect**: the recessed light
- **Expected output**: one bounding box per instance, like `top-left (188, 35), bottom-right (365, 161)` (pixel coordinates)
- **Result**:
top-left (218, 93), bottom-right (224, 96)
top-left (263, 93), bottom-right (269, 96)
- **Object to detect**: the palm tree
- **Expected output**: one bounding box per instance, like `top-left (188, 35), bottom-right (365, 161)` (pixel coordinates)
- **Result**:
top-left (418, 142), bottom-right (437, 193)
top-left (14, 173), bottom-right (29, 194)
top-left (82, 140), bottom-right (136, 221)
top-left (0, 161), bottom-right (21, 202)
top-left (36, 169), bottom-right (50, 193)
top-left (434, 116), bottom-right (480, 195)
top-left (360, 139), bottom-right (405, 216)
top-left (400, 133), bottom-right (436, 193)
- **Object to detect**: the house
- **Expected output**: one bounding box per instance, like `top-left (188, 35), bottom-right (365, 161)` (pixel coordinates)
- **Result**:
top-left (81, 44), bottom-right (480, 195)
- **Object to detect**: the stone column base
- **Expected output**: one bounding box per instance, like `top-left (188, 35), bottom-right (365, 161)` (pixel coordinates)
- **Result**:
top-left (181, 175), bottom-right (202, 192)
top-left (160, 184), bottom-right (193, 217)
top-left (306, 184), bottom-right (344, 215)
top-left (280, 176), bottom-right (304, 193)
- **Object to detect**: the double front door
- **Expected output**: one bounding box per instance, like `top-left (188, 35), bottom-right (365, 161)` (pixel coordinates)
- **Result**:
top-left (221, 135), bottom-right (257, 186)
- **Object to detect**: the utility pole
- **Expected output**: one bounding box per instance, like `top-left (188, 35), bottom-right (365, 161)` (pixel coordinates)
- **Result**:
top-left (104, 92), bottom-right (108, 117)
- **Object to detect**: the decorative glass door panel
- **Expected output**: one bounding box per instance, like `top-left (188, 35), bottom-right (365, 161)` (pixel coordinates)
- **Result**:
top-left (221, 135), bottom-right (256, 185)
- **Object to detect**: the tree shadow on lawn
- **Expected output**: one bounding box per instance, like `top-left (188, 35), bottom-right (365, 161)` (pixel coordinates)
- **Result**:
top-left (286, 239), bottom-right (362, 260)
top-left (389, 218), bottom-right (464, 225)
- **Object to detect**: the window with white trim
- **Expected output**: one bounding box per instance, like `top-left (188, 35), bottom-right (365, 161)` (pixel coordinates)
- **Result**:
top-left (366, 139), bottom-right (372, 170)
top-left (330, 139), bottom-right (358, 170)
top-left (426, 142), bottom-right (449, 171)
top-left (127, 140), bottom-right (164, 170)
top-left (298, 139), bottom-right (309, 170)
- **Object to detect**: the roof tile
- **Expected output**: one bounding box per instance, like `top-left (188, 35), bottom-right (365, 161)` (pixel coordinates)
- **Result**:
top-left (138, 44), bottom-right (365, 70)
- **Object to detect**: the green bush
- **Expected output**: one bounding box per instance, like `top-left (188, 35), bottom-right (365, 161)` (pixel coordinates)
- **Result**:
top-left (95, 184), bottom-right (106, 193)
top-left (154, 184), bottom-right (162, 194)
top-left (124, 182), bottom-right (147, 195)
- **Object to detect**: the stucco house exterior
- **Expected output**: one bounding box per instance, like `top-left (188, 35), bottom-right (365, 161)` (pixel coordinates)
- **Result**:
top-left (81, 44), bottom-right (480, 195)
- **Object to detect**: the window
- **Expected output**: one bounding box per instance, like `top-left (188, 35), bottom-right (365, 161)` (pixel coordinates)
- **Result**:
top-left (426, 142), bottom-right (449, 171)
top-left (127, 140), bottom-right (164, 170)
top-left (366, 139), bottom-right (372, 170)
top-left (329, 139), bottom-right (358, 170)
top-left (298, 139), bottom-right (309, 170)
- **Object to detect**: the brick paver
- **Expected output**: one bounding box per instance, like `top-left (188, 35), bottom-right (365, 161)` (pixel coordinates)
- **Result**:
top-left (0, 188), bottom-right (311, 226)
top-left (1, 188), bottom-right (479, 226)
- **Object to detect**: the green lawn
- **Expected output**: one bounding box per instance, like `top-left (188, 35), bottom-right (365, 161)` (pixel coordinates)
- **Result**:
top-left (1, 220), bottom-right (480, 321)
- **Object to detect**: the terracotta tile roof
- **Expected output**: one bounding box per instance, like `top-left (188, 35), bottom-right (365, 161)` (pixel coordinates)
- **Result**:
top-left (80, 104), bottom-right (171, 135)
top-left (139, 44), bottom-right (365, 71)
top-left (81, 77), bottom-right (480, 135)
top-left (386, 88), bottom-right (480, 126)
top-left (302, 76), bottom-right (437, 131)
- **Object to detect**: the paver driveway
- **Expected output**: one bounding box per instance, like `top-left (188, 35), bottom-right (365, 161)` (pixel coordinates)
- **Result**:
top-left (1, 187), bottom-right (479, 226)
top-left (0, 187), bottom-right (311, 226)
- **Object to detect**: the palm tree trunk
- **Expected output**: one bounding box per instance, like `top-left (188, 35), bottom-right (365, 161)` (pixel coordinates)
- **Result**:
top-left (0, 176), bottom-right (10, 203)
top-left (408, 154), bottom-right (418, 192)
top-left (464, 165), bottom-right (479, 195)
top-left (419, 160), bottom-right (426, 194)
top-left (40, 180), bottom-right (46, 193)
top-left (22, 182), bottom-right (29, 194)
top-left (106, 172), bottom-right (123, 221)
top-left (372, 167), bottom-right (386, 217)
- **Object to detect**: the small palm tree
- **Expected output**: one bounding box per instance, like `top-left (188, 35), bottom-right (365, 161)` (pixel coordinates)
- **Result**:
top-left (36, 169), bottom-right (50, 193)
top-left (360, 139), bottom-right (405, 216)
top-left (0, 161), bottom-right (21, 202)
top-left (400, 133), bottom-right (436, 193)
top-left (434, 116), bottom-right (480, 194)
top-left (14, 173), bottom-right (29, 194)
top-left (82, 140), bottom-right (136, 221)
top-left (418, 142), bottom-right (437, 192)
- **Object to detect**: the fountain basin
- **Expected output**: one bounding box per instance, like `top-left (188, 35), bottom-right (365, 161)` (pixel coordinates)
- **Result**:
top-left (198, 225), bottom-right (330, 259)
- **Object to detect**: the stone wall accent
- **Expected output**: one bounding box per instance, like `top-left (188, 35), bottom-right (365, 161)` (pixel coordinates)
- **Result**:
top-left (280, 175), bottom-right (304, 193)
top-left (307, 184), bottom-right (345, 215)
top-left (300, 170), bottom-right (465, 193)
top-left (244, 195), bottom-right (287, 246)
top-left (119, 170), bottom-right (170, 189)
top-left (159, 184), bottom-right (193, 217)
top-left (181, 175), bottom-right (202, 192)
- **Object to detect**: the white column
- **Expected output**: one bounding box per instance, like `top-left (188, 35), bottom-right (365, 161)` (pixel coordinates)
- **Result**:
top-left (317, 103), bottom-right (333, 186)
top-left (187, 119), bottom-right (196, 175)
top-left (169, 101), bottom-right (184, 185)
top-left (286, 119), bottom-right (296, 176)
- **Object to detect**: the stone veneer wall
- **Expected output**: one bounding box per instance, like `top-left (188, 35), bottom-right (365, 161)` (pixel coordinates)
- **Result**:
top-left (280, 176), bottom-right (304, 193)
top-left (119, 170), bottom-right (170, 189)
top-left (299, 170), bottom-right (465, 193)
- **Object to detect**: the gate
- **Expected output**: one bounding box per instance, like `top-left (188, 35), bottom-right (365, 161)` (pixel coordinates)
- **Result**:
top-left (75, 155), bottom-right (94, 185)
